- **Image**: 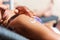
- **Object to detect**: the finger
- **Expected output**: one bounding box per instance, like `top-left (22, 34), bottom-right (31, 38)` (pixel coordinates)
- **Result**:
top-left (24, 7), bottom-right (34, 17)
top-left (14, 9), bottom-right (19, 14)
top-left (16, 6), bottom-right (34, 17)
top-left (0, 11), bottom-right (3, 24)
top-left (0, 11), bottom-right (2, 21)
top-left (0, 5), bottom-right (8, 16)
top-left (0, 5), bottom-right (8, 10)
top-left (22, 6), bottom-right (35, 17)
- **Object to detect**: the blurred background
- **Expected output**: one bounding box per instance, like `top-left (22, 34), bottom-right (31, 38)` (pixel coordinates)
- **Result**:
top-left (3, 0), bottom-right (60, 19)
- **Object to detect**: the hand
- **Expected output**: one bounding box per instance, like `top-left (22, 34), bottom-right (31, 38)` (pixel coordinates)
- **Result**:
top-left (0, 5), bottom-right (7, 23)
top-left (15, 6), bottom-right (35, 17)
top-left (1, 10), bottom-right (15, 26)
top-left (0, 4), bottom-right (9, 24)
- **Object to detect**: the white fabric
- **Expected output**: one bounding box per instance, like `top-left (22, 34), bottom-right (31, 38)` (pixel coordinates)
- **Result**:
top-left (51, 27), bottom-right (60, 34)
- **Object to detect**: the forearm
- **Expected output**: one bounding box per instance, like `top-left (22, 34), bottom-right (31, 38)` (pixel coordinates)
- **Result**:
top-left (7, 14), bottom-right (60, 40)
